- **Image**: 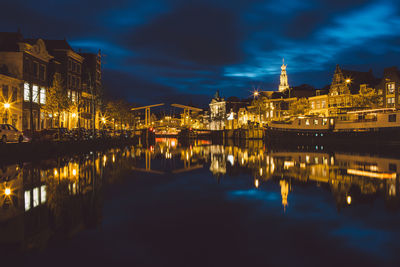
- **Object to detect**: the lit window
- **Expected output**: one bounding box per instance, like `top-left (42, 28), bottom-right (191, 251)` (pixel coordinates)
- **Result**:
top-left (314, 119), bottom-right (318, 125)
top-left (321, 100), bottom-right (326, 108)
top-left (24, 83), bottom-right (30, 101)
top-left (305, 119), bottom-right (310, 125)
top-left (40, 87), bottom-right (46, 104)
top-left (33, 187), bottom-right (39, 207)
top-left (41, 185), bottom-right (46, 204)
top-left (387, 83), bottom-right (395, 94)
top-left (24, 190), bottom-right (31, 211)
top-left (32, 85), bottom-right (39, 103)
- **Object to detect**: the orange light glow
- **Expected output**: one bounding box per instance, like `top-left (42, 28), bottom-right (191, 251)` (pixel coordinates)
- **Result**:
top-left (4, 188), bottom-right (11, 196)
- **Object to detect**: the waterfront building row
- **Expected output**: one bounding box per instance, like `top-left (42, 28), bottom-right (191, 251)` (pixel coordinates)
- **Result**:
top-left (208, 62), bottom-right (400, 130)
top-left (0, 31), bottom-right (102, 131)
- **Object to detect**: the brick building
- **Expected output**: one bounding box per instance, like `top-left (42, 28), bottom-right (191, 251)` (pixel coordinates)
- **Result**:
top-left (0, 32), bottom-right (53, 130)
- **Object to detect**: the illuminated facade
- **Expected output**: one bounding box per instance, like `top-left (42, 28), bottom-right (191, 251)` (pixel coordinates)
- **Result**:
top-left (79, 51), bottom-right (102, 130)
top-left (0, 74), bottom-right (23, 129)
top-left (376, 66), bottom-right (400, 109)
top-left (308, 65), bottom-right (380, 116)
top-left (209, 91), bottom-right (226, 130)
top-left (0, 32), bottom-right (53, 130)
top-left (44, 39), bottom-right (84, 129)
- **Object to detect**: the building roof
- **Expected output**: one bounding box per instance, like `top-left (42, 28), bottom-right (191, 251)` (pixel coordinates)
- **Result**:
top-left (43, 39), bottom-right (73, 51)
top-left (382, 66), bottom-right (400, 79)
top-left (0, 32), bottom-right (23, 51)
top-left (338, 66), bottom-right (380, 94)
top-left (260, 90), bottom-right (285, 99)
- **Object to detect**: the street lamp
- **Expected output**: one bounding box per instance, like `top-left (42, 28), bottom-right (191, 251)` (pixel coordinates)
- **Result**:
top-left (3, 103), bottom-right (10, 124)
top-left (253, 90), bottom-right (259, 99)
top-left (4, 187), bottom-right (11, 196)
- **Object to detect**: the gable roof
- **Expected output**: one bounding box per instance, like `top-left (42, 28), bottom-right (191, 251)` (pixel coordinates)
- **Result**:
top-left (43, 39), bottom-right (73, 51)
top-left (0, 32), bottom-right (23, 51)
top-left (338, 67), bottom-right (380, 94)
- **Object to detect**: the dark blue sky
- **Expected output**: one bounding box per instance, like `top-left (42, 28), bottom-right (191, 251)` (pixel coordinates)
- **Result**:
top-left (1, 0), bottom-right (400, 105)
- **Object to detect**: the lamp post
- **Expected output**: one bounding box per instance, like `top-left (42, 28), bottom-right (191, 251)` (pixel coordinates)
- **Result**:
top-left (253, 91), bottom-right (261, 126)
top-left (4, 103), bottom-right (10, 124)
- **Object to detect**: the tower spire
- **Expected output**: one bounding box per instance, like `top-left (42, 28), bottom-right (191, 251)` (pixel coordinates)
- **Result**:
top-left (279, 58), bottom-right (289, 92)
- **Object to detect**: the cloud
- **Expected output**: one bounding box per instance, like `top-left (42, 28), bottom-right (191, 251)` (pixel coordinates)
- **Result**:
top-left (1, 0), bottom-right (400, 104)
top-left (124, 3), bottom-right (244, 66)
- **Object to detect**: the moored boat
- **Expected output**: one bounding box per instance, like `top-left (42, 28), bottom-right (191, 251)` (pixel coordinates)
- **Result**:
top-left (265, 108), bottom-right (400, 145)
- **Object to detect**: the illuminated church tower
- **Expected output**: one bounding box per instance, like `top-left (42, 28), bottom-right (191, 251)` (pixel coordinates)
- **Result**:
top-left (278, 58), bottom-right (289, 92)
top-left (280, 180), bottom-right (289, 212)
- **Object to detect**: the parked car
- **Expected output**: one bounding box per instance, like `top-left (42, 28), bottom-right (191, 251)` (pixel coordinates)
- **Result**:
top-left (35, 128), bottom-right (71, 141)
top-left (0, 124), bottom-right (27, 143)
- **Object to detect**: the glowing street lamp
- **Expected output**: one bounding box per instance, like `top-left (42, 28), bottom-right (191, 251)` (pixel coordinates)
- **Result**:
top-left (3, 103), bottom-right (10, 124)
top-left (253, 90), bottom-right (259, 99)
top-left (345, 78), bottom-right (351, 84)
top-left (4, 187), bottom-right (11, 196)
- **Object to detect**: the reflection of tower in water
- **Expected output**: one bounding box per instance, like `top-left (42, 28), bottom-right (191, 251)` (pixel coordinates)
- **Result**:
top-left (280, 180), bottom-right (289, 212)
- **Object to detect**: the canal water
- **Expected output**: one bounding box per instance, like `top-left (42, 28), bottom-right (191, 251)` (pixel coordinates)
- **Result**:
top-left (1, 138), bottom-right (400, 266)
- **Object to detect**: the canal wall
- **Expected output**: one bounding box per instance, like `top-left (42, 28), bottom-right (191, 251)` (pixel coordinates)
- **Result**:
top-left (0, 137), bottom-right (140, 164)
top-left (210, 128), bottom-right (264, 141)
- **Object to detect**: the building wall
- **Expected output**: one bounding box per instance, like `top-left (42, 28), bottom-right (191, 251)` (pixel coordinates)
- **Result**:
top-left (376, 67), bottom-right (400, 109)
top-left (0, 74), bottom-right (23, 130)
top-left (210, 100), bottom-right (226, 130)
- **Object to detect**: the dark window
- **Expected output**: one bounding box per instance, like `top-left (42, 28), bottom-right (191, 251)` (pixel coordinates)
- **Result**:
top-left (389, 163), bottom-right (397, 172)
top-left (2, 85), bottom-right (8, 100)
top-left (77, 64), bottom-right (81, 73)
top-left (68, 60), bottom-right (72, 70)
top-left (33, 62), bottom-right (39, 77)
top-left (11, 87), bottom-right (17, 102)
top-left (24, 58), bottom-right (29, 73)
top-left (39, 65), bottom-right (45, 80)
top-left (389, 114), bottom-right (396, 122)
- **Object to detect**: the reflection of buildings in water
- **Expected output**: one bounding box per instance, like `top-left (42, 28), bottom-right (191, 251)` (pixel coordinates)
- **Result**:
top-left (209, 145), bottom-right (226, 175)
top-left (269, 151), bottom-right (400, 208)
top-left (280, 180), bottom-right (289, 211)
top-left (0, 151), bottom-right (108, 251)
top-left (201, 144), bottom-right (400, 208)
top-left (0, 164), bottom-right (24, 221)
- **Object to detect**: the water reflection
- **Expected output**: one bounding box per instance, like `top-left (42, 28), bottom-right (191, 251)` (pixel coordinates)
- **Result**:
top-left (205, 144), bottom-right (399, 211)
top-left (0, 138), bottom-right (400, 254)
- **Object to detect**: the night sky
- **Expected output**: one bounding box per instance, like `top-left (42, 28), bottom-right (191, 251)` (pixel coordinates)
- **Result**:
top-left (1, 0), bottom-right (400, 106)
